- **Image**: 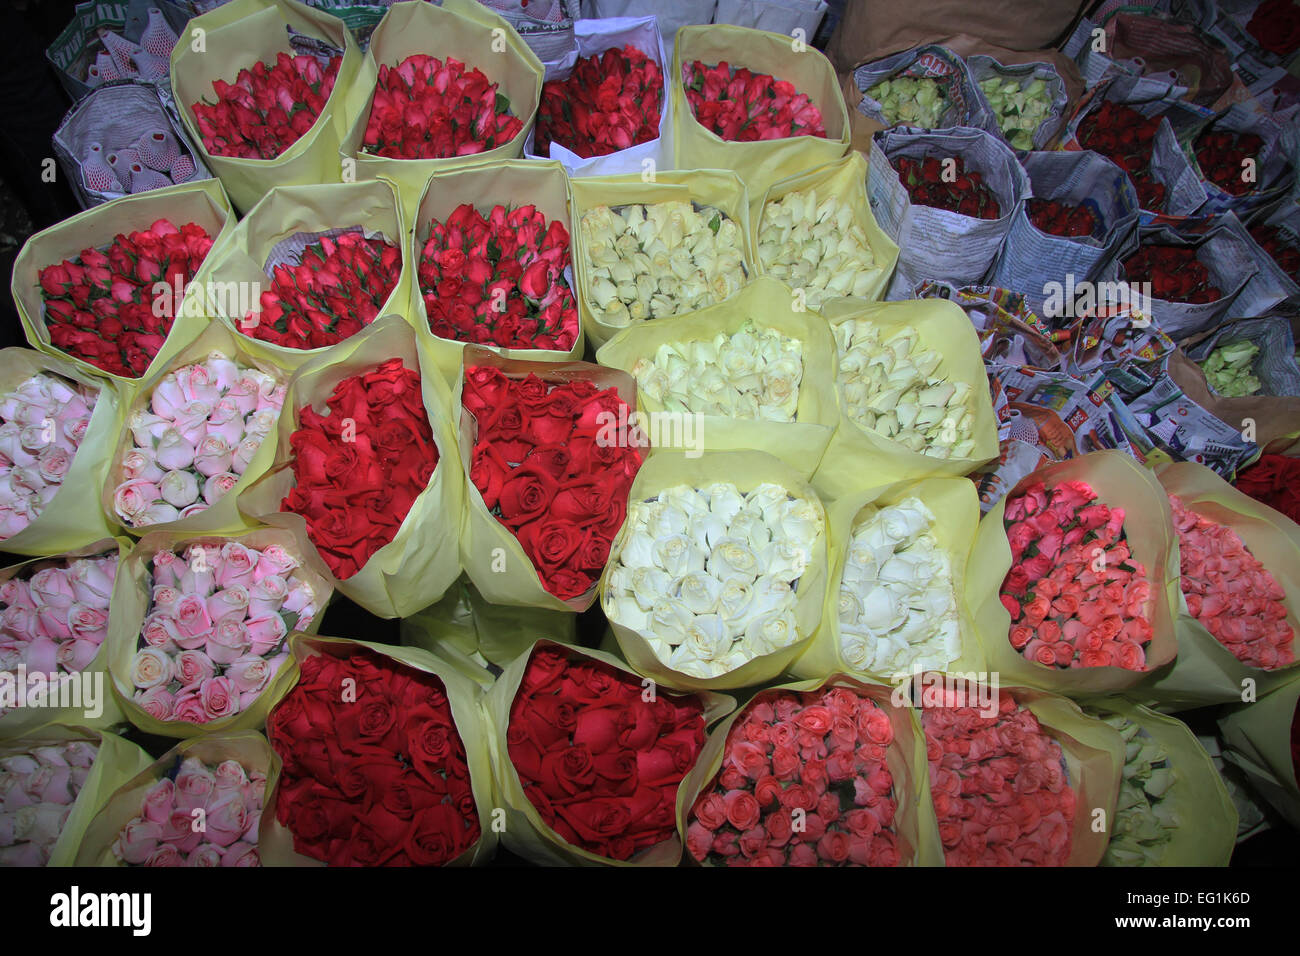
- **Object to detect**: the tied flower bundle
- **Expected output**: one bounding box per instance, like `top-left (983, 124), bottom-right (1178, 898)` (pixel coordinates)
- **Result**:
top-left (866, 76), bottom-right (947, 128)
top-left (630, 321), bottom-right (802, 421)
top-left (838, 498), bottom-right (960, 676)
top-left (1124, 245), bottom-right (1221, 303)
top-left (419, 203), bottom-right (578, 351)
top-left (923, 689), bottom-right (1076, 866)
top-left (0, 373), bottom-right (97, 539)
top-left (1026, 198), bottom-right (1097, 238)
top-left (1195, 129), bottom-right (1264, 196)
top-left (129, 542), bottom-right (319, 724)
top-left (1001, 480), bottom-right (1154, 671)
top-left (113, 353), bottom-right (286, 528)
top-left (112, 756), bottom-right (263, 867)
top-left (1168, 493), bottom-right (1294, 670)
top-left (758, 187), bottom-right (879, 308)
top-left (1087, 709), bottom-right (1177, 865)
top-left (834, 320), bottom-right (976, 458)
top-left (464, 367), bottom-right (641, 601)
top-left (0, 552), bottom-right (116, 715)
top-left (281, 359), bottom-right (438, 581)
top-left (363, 54), bottom-right (522, 160)
top-left (581, 202), bottom-right (747, 327)
top-left (682, 61), bottom-right (826, 141)
top-left (0, 740), bottom-right (99, 866)
top-left (192, 52), bottom-right (342, 160)
top-left (243, 232), bottom-right (402, 350)
top-left (535, 45), bottom-right (663, 158)
top-left (603, 482), bottom-right (824, 679)
top-left (1234, 454), bottom-right (1300, 525)
top-left (267, 648), bottom-right (482, 866)
top-left (892, 156), bottom-right (1001, 220)
top-left (38, 219), bottom-right (215, 377)
top-left (507, 646), bottom-right (706, 861)
top-left (979, 77), bottom-right (1053, 151)
top-left (687, 687), bottom-right (901, 867)
top-left (1078, 101), bottom-right (1166, 210)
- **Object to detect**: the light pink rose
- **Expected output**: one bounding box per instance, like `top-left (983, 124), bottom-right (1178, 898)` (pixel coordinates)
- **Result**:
top-left (199, 676), bottom-right (238, 721)
top-left (150, 585), bottom-right (182, 616)
top-left (21, 635), bottom-right (59, 673)
top-left (253, 544), bottom-right (299, 580)
top-left (2, 605), bottom-right (38, 642)
top-left (216, 543), bottom-right (256, 589)
top-left (174, 758), bottom-right (216, 808)
top-left (130, 647), bottom-right (172, 690)
top-left (220, 841), bottom-right (259, 867)
top-left (56, 638), bottom-right (100, 672)
top-left (69, 554), bottom-right (116, 604)
top-left (205, 400), bottom-right (246, 447)
top-left (280, 580), bottom-right (315, 616)
top-left (64, 741), bottom-right (97, 768)
top-left (204, 788), bottom-right (248, 847)
top-left (30, 567), bottom-right (75, 608)
top-left (114, 818), bottom-right (163, 864)
top-left (120, 449), bottom-right (164, 484)
top-left (0, 578), bottom-right (34, 609)
top-left (141, 778), bottom-right (175, 824)
top-left (226, 378), bottom-right (260, 417)
top-left (226, 653), bottom-right (273, 696)
top-left (151, 549), bottom-right (182, 588)
top-left (187, 843), bottom-right (224, 867)
top-left (192, 435), bottom-right (233, 477)
top-left (179, 546), bottom-right (217, 597)
top-left (247, 575), bottom-right (288, 617)
top-left (207, 618), bottom-right (251, 665)
top-left (201, 472), bottom-right (239, 506)
top-left (144, 844), bottom-right (184, 867)
top-left (36, 605), bottom-right (73, 641)
top-left (160, 807), bottom-right (204, 854)
top-left (171, 691), bottom-right (206, 724)
top-left (159, 470), bottom-right (200, 509)
top-left (244, 614), bottom-right (287, 657)
top-left (231, 437), bottom-right (263, 475)
top-left (67, 603), bottom-right (108, 644)
top-left (173, 594), bottom-right (214, 645)
top-left (24, 765), bottom-right (71, 804)
top-left (140, 612), bottom-right (182, 653)
top-left (153, 428), bottom-right (196, 472)
top-left (175, 649), bottom-right (216, 689)
top-left (213, 759), bottom-right (248, 790)
top-left (206, 585), bottom-right (249, 624)
top-left (135, 685), bottom-right (175, 721)
top-left (171, 401), bottom-right (213, 447)
top-left (36, 445), bottom-right (72, 485)
top-left (113, 478), bottom-right (161, 525)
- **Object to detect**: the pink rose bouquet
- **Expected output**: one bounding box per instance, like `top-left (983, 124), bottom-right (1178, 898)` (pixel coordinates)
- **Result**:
top-left (1169, 493), bottom-right (1294, 670)
top-left (111, 753), bottom-right (264, 866)
top-left (0, 738), bottom-right (100, 865)
top-left (1000, 479), bottom-right (1155, 671)
top-left (112, 353), bottom-right (286, 529)
top-left (127, 541), bottom-right (320, 725)
top-left (0, 373), bottom-right (98, 540)
top-left (686, 684), bottom-right (903, 867)
top-left (922, 688), bottom-right (1076, 866)
top-left (0, 550), bottom-right (116, 719)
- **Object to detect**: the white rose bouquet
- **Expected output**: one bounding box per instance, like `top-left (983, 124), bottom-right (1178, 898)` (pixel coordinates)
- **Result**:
top-left (757, 187), bottom-right (879, 309)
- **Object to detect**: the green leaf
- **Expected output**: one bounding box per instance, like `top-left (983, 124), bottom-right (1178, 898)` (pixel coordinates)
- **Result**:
top-left (708, 213), bottom-right (721, 234)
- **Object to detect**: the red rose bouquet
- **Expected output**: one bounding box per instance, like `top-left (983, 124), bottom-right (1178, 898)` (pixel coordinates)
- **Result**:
top-left (1169, 493), bottom-right (1295, 670)
top-left (891, 155), bottom-right (1002, 220)
top-left (267, 642), bottom-right (484, 866)
top-left (1026, 198), bottom-right (1097, 237)
top-left (1000, 480), bottom-right (1155, 671)
top-left (462, 365), bottom-right (641, 602)
top-left (922, 688), bottom-right (1077, 866)
top-left (37, 219), bottom-right (215, 377)
top-left (500, 644), bottom-right (708, 862)
top-left (192, 51), bottom-right (342, 160)
top-left (1235, 453), bottom-right (1300, 524)
top-left (1195, 129), bottom-right (1264, 197)
top-left (682, 60), bottom-right (826, 141)
top-left (280, 358), bottom-right (438, 580)
top-left (1249, 224), bottom-right (1300, 283)
top-left (419, 203), bottom-right (579, 351)
top-left (686, 684), bottom-right (905, 867)
top-left (242, 232), bottom-right (402, 350)
top-left (536, 45), bottom-right (663, 159)
top-left (361, 53), bottom-right (523, 159)
top-left (1078, 100), bottom-right (1167, 210)
top-left (1123, 244), bottom-right (1221, 304)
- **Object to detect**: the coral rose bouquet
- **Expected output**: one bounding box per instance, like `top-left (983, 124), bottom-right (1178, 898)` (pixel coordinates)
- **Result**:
top-left (74, 732), bottom-right (273, 867)
top-left (601, 451), bottom-right (828, 690)
top-left (263, 637), bottom-right (492, 867)
top-left (682, 679), bottom-right (929, 867)
top-left (459, 358), bottom-right (642, 609)
top-left (238, 318), bottom-right (463, 618)
top-left (485, 641), bottom-right (727, 866)
top-left (108, 530), bottom-right (330, 735)
top-left (107, 339), bottom-right (288, 534)
top-left (2, 728), bottom-right (152, 867)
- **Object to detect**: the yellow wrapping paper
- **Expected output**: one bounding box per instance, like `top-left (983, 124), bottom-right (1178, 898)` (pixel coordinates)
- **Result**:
top-left (595, 276), bottom-right (838, 479)
top-left (0, 538), bottom-right (130, 738)
top-left (1085, 697), bottom-right (1236, 866)
top-left (0, 350), bottom-right (123, 556)
top-left (810, 297), bottom-right (999, 500)
top-left (237, 316), bottom-right (463, 618)
top-left (73, 730), bottom-right (275, 866)
top-left (11, 179), bottom-right (235, 388)
top-left (0, 725), bottom-right (155, 867)
top-left (1143, 461), bottom-right (1300, 709)
top-left (569, 168), bottom-right (756, 350)
top-left (1217, 671), bottom-right (1300, 831)
top-left (337, 0), bottom-right (544, 220)
top-left (411, 159), bottom-right (581, 386)
top-left (482, 638), bottom-right (733, 866)
top-left (170, 0), bottom-right (363, 214)
top-left (199, 179), bottom-right (416, 372)
top-left (674, 674), bottom-right (944, 867)
top-left (790, 477), bottom-right (986, 683)
top-left (672, 24), bottom-right (850, 198)
top-left (971, 452), bottom-right (1180, 697)
top-left (599, 449), bottom-right (829, 692)
top-left (257, 634), bottom-right (497, 866)
top-left (100, 320), bottom-right (293, 539)
top-left (104, 527), bottom-right (332, 738)
top-left (455, 346), bottom-right (638, 615)
top-left (400, 574), bottom-right (577, 669)
top-left (751, 150), bottom-right (899, 305)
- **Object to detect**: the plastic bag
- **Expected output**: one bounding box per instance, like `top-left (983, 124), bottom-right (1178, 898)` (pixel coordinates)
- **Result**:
top-left (1217, 672), bottom-right (1300, 832)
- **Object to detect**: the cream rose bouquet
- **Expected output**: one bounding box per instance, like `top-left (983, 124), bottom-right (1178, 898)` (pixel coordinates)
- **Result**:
top-left (757, 186), bottom-right (879, 309)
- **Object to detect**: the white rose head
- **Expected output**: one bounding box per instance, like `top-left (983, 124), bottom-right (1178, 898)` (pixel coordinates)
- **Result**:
top-left (648, 596), bottom-right (694, 646)
top-left (678, 570), bottom-right (724, 615)
top-left (707, 537), bottom-right (761, 582)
